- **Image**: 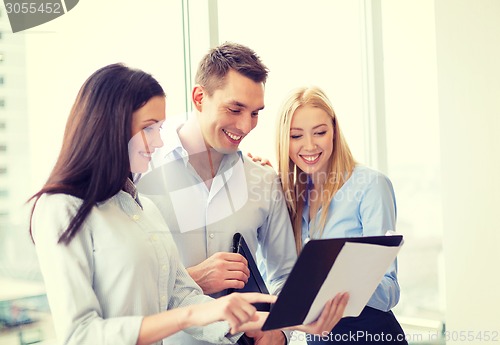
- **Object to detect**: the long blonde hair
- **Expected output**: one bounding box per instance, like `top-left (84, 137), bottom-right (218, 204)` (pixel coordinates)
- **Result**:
top-left (276, 86), bottom-right (356, 254)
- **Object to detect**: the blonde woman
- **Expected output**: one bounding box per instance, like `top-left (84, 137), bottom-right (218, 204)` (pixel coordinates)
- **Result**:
top-left (275, 86), bottom-right (407, 344)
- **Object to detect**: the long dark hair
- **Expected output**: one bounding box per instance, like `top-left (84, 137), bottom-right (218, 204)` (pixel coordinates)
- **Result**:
top-left (29, 63), bottom-right (165, 244)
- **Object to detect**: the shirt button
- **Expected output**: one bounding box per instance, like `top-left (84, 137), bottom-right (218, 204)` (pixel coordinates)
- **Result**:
top-left (162, 265), bottom-right (168, 272)
top-left (132, 214), bottom-right (140, 221)
top-left (161, 295), bottom-right (167, 304)
top-left (151, 234), bottom-right (158, 241)
top-left (209, 233), bottom-right (215, 239)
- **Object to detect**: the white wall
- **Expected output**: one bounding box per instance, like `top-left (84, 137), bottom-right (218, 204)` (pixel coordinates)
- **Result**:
top-left (435, 0), bottom-right (500, 340)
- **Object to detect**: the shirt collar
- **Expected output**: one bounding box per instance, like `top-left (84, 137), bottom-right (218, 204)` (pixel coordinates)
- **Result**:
top-left (122, 177), bottom-right (142, 208)
top-left (162, 114), bottom-right (244, 169)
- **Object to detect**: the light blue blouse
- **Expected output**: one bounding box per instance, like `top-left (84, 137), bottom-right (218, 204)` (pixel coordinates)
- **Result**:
top-left (302, 165), bottom-right (400, 312)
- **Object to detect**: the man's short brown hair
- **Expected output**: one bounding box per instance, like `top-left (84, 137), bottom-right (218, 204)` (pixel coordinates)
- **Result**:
top-left (195, 42), bottom-right (269, 96)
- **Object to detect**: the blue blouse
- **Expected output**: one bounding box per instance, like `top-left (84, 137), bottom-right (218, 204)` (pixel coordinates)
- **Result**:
top-left (302, 165), bottom-right (400, 311)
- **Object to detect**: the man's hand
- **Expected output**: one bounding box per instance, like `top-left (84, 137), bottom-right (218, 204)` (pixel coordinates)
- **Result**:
top-left (246, 330), bottom-right (286, 345)
top-left (187, 252), bottom-right (250, 294)
top-left (247, 152), bottom-right (273, 168)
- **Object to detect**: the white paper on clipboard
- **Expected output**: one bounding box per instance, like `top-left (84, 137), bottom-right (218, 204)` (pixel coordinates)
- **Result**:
top-left (303, 241), bottom-right (402, 323)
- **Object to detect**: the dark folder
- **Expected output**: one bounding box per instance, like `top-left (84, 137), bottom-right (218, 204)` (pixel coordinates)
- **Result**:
top-left (227, 233), bottom-right (271, 345)
top-left (228, 233), bottom-right (271, 311)
top-left (261, 235), bottom-right (403, 331)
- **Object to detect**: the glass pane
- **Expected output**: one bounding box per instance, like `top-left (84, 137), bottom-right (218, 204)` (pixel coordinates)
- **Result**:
top-left (381, 0), bottom-right (445, 328)
top-left (1, 2), bottom-right (189, 343)
top-left (2, 0), bottom-right (188, 273)
top-left (217, 0), bottom-right (366, 166)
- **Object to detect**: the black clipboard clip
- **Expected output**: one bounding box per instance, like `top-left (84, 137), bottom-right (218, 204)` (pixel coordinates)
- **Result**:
top-left (229, 233), bottom-right (271, 311)
top-left (227, 233), bottom-right (272, 345)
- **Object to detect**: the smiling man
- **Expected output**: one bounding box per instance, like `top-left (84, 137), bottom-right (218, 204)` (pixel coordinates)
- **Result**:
top-left (137, 42), bottom-right (297, 345)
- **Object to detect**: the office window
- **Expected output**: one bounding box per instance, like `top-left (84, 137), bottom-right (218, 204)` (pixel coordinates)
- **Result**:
top-left (215, 1), bottom-right (445, 339)
top-left (2, 3), bottom-right (196, 345)
top-left (381, 0), bottom-right (444, 335)
top-left (217, 0), bottom-right (366, 165)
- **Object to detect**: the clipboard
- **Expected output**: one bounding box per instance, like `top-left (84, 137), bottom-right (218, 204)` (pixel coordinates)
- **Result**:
top-left (261, 235), bottom-right (403, 331)
top-left (227, 233), bottom-right (271, 345)
top-left (228, 233), bottom-right (271, 311)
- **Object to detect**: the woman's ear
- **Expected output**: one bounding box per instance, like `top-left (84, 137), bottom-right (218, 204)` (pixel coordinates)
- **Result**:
top-left (192, 85), bottom-right (204, 112)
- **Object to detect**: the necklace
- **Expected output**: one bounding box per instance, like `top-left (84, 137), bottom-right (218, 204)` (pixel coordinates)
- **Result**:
top-left (206, 147), bottom-right (216, 179)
